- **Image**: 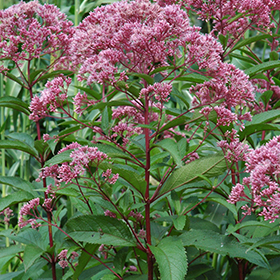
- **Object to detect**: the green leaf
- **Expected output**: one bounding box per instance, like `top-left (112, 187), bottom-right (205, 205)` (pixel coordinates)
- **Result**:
top-left (0, 245), bottom-right (24, 258)
top-left (226, 221), bottom-right (273, 236)
top-left (29, 69), bottom-right (45, 83)
top-left (44, 150), bottom-right (72, 166)
top-left (245, 61), bottom-right (280, 77)
top-left (0, 176), bottom-right (36, 194)
top-left (171, 190), bottom-right (181, 214)
top-left (73, 244), bottom-right (99, 280)
top-left (246, 235), bottom-right (280, 252)
top-left (5, 72), bottom-right (25, 87)
top-left (173, 215), bottom-right (186, 231)
top-left (0, 139), bottom-right (38, 158)
top-left (113, 248), bottom-right (129, 275)
top-left (174, 74), bottom-right (209, 83)
top-left (128, 73), bottom-right (154, 84)
top-left (101, 163), bottom-right (146, 195)
top-left (155, 138), bottom-right (183, 167)
top-left (23, 244), bottom-right (45, 271)
top-left (159, 153), bottom-right (226, 196)
top-left (74, 85), bottom-right (102, 100)
top-left (37, 70), bottom-right (73, 82)
top-left (180, 229), bottom-right (270, 269)
top-left (270, 51), bottom-right (279, 61)
top-left (207, 197), bottom-right (238, 220)
top-left (231, 34), bottom-right (272, 51)
top-left (101, 106), bottom-right (110, 134)
top-left (66, 215), bottom-right (137, 247)
top-left (250, 109), bottom-right (280, 125)
top-left (239, 123), bottom-right (280, 141)
top-left (159, 115), bottom-right (188, 134)
top-left (0, 96), bottom-right (30, 115)
top-left (260, 90), bottom-right (273, 106)
top-left (150, 237), bottom-right (188, 280)
top-left (0, 191), bottom-right (36, 212)
top-left (185, 264), bottom-right (214, 280)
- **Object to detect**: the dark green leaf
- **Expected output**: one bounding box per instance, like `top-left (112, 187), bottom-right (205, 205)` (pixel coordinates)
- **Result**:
top-left (155, 138), bottom-right (183, 167)
top-left (0, 139), bottom-right (38, 158)
top-left (73, 244), bottom-right (99, 280)
top-left (128, 73), bottom-right (154, 84)
top-left (239, 123), bottom-right (280, 141)
top-left (23, 244), bottom-right (45, 271)
top-left (245, 61), bottom-right (280, 77)
top-left (150, 237), bottom-right (188, 280)
top-left (185, 264), bottom-right (214, 280)
top-left (232, 34), bottom-right (272, 51)
top-left (101, 163), bottom-right (146, 195)
top-left (37, 70), bottom-right (73, 82)
top-left (0, 245), bottom-right (24, 258)
top-left (5, 72), bottom-right (25, 87)
top-left (180, 229), bottom-right (270, 269)
top-left (0, 176), bottom-right (36, 194)
top-left (44, 150), bottom-right (72, 166)
top-left (0, 191), bottom-right (36, 212)
top-left (174, 73), bottom-right (209, 83)
top-left (66, 215), bottom-right (137, 246)
top-left (0, 96), bottom-right (30, 115)
top-left (74, 85), bottom-right (102, 100)
top-left (270, 51), bottom-right (279, 61)
top-left (159, 153), bottom-right (226, 196)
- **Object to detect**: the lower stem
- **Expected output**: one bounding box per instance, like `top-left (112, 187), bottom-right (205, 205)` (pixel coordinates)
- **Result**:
top-left (43, 178), bottom-right (56, 280)
top-left (238, 260), bottom-right (244, 280)
top-left (145, 202), bottom-right (153, 279)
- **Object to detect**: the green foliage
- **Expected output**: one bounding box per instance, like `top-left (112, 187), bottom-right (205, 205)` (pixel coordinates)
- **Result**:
top-left (1, 1), bottom-right (280, 280)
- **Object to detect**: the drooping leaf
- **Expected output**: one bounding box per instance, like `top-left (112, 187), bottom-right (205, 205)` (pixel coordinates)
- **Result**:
top-left (73, 244), bottom-right (99, 280)
top-left (66, 215), bottom-right (137, 246)
top-left (37, 70), bottom-right (73, 82)
top-left (245, 61), bottom-right (280, 77)
top-left (44, 150), bottom-right (72, 166)
top-left (180, 229), bottom-right (270, 269)
top-left (185, 264), bottom-right (214, 280)
top-left (150, 237), bottom-right (188, 280)
top-left (23, 244), bottom-right (45, 271)
top-left (0, 140), bottom-right (38, 158)
top-left (231, 34), bottom-right (272, 51)
top-left (159, 153), bottom-right (226, 196)
top-left (155, 138), bottom-right (183, 167)
top-left (0, 96), bottom-right (30, 115)
top-left (0, 176), bottom-right (36, 194)
top-left (101, 163), bottom-right (146, 195)
top-left (239, 123), bottom-right (280, 141)
top-left (226, 221), bottom-right (273, 236)
top-left (0, 191), bottom-right (36, 212)
top-left (128, 73), bottom-right (154, 84)
top-left (0, 245), bottom-right (24, 258)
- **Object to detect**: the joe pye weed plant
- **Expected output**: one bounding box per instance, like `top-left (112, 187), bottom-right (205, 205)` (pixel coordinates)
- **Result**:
top-left (2, 0), bottom-right (280, 279)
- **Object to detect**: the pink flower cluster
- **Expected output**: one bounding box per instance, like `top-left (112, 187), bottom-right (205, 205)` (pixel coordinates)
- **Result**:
top-left (40, 144), bottom-right (118, 187)
top-left (0, 0), bottom-right (73, 71)
top-left (218, 130), bottom-right (249, 163)
top-left (70, 0), bottom-right (193, 84)
top-left (228, 135), bottom-right (280, 222)
top-left (182, 0), bottom-right (278, 43)
top-left (73, 92), bottom-right (96, 116)
top-left (0, 207), bottom-right (13, 225)
top-left (192, 64), bottom-right (255, 126)
top-left (102, 169), bottom-right (119, 185)
top-left (140, 82), bottom-right (172, 104)
top-left (58, 249), bottom-right (79, 269)
top-left (18, 198), bottom-right (41, 228)
top-left (29, 75), bottom-right (71, 121)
